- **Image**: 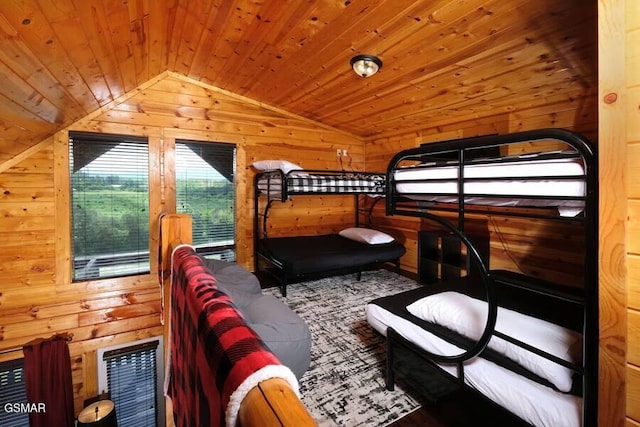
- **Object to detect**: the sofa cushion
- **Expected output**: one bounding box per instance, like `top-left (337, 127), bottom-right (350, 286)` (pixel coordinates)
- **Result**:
top-left (242, 294), bottom-right (311, 379)
top-left (201, 258), bottom-right (261, 294)
top-left (200, 257), bottom-right (311, 379)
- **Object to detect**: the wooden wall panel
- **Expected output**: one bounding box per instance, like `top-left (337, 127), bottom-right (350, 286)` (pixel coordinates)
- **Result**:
top-left (629, 143), bottom-right (640, 201)
top-left (628, 200), bottom-right (640, 254)
top-left (0, 147), bottom-right (56, 291)
top-left (629, 255), bottom-right (640, 311)
top-left (627, 2), bottom-right (640, 426)
top-left (597, 0), bottom-right (640, 425)
top-left (630, 311), bottom-right (640, 367)
top-left (629, 365), bottom-right (640, 423)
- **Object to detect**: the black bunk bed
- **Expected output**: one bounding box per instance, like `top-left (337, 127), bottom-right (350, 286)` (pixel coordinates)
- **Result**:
top-left (253, 167), bottom-right (406, 297)
top-left (365, 128), bottom-right (598, 427)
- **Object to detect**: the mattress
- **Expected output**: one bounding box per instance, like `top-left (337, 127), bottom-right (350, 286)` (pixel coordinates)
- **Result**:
top-left (257, 233), bottom-right (405, 276)
top-left (257, 171), bottom-right (385, 196)
top-left (366, 303), bottom-right (582, 427)
top-left (393, 156), bottom-right (585, 216)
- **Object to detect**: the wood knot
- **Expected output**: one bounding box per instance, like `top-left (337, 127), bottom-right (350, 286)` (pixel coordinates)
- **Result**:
top-left (603, 92), bottom-right (617, 104)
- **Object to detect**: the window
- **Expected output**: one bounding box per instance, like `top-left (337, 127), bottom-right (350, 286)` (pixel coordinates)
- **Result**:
top-left (98, 337), bottom-right (164, 427)
top-left (0, 359), bottom-right (28, 426)
top-left (175, 140), bottom-right (236, 261)
top-left (69, 132), bottom-right (150, 281)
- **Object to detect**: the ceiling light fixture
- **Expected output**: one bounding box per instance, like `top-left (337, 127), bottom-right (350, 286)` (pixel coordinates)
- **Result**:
top-left (350, 54), bottom-right (382, 78)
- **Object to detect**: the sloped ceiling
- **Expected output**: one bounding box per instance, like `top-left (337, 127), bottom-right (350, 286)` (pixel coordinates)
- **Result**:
top-left (0, 0), bottom-right (596, 161)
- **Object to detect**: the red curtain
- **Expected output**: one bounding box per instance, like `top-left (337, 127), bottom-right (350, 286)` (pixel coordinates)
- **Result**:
top-left (23, 336), bottom-right (75, 427)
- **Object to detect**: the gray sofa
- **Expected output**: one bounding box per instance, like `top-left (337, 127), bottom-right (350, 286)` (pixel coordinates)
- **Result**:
top-left (201, 258), bottom-right (311, 379)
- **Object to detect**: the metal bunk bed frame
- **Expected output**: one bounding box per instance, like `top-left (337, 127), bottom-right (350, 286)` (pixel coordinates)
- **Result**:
top-left (253, 168), bottom-right (395, 296)
top-left (383, 128), bottom-right (598, 426)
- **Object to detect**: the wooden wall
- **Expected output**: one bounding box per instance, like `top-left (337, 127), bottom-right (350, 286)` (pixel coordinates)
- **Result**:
top-left (624, 0), bottom-right (640, 426)
top-left (0, 72), bottom-right (363, 414)
top-left (597, 1), bottom-right (627, 425)
top-left (0, 137), bottom-right (166, 413)
top-left (596, 1), bottom-right (640, 426)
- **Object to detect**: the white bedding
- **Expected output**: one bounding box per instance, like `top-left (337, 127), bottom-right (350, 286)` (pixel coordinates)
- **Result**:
top-left (406, 291), bottom-right (582, 392)
top-left (365, 303), bottom-right (582, 427)
top-left (393, 156), bottom-right (585, 216)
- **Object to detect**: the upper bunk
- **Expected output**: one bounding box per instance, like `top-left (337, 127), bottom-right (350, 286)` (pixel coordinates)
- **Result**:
top-left (385, 128), bottom-right (597, 223)
top-left (253, 159), bottom-right (385, 204)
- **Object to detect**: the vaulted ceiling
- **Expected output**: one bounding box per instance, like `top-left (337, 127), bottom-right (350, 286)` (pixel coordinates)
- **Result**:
top-left (0, 0), bottom-right (596, 160)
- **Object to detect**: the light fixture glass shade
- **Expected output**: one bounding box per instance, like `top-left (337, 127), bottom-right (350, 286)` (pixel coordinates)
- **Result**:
top-left (350, 54), bottom-right (382, 78)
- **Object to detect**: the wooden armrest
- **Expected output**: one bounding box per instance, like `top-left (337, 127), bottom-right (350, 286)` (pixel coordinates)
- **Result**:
top-left (238, 378), bottom-right (316, 426)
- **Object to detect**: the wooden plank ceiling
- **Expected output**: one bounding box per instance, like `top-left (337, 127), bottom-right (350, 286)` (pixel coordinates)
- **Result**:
top-left (0, 0), bottom-right (596, 160)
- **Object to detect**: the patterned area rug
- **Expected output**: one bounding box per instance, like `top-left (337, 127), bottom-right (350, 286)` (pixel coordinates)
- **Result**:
top-left (263, 269), bottom-right (424, 426)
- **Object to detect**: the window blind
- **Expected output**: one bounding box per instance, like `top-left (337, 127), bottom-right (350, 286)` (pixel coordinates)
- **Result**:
top-left (0, 359), bottom-right (28, 426)
top-left (103, 340), bottom-right (159, 427)
top-left (69, 132), bottom-right (150, 281)
top-left (175, 140), bottom-right (236, 261)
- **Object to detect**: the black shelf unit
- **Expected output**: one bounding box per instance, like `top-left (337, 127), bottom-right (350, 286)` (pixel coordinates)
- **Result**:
top-left (418, 230), bottom-right (489, 284)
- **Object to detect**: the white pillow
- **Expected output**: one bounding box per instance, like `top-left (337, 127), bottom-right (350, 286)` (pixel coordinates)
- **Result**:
top-left (252, 160), bottom-right (303, 174)
top-left (406, 291), bottom-right (582, 392)
top-left (339, 227), bottom-right (394, 245)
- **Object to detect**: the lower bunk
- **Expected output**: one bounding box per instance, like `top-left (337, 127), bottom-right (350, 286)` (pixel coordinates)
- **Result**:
top-left (366, 273), bottom-right (587, 427)
top-left (256, 230), bottom-right (406, 296)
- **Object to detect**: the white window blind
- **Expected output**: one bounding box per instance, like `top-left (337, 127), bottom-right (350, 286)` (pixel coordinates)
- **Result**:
top-left (175, 140), bottom-right (236, 261)
top-left (69, 132), bottom-right (150, 281)
top-left (0, 359), bottom-right (28, 426)
top-left (100, 339), bottom-right (163, 427)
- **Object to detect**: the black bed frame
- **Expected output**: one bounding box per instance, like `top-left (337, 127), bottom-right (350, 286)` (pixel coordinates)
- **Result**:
top-left (384, 128), bottom-right (598, 426)
top-left (253, 169), bottom-right (400, 296)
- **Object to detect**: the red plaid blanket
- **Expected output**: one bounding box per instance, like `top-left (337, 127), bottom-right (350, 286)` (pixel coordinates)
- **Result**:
top-left (166, 246), bottom-right (298, 426)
